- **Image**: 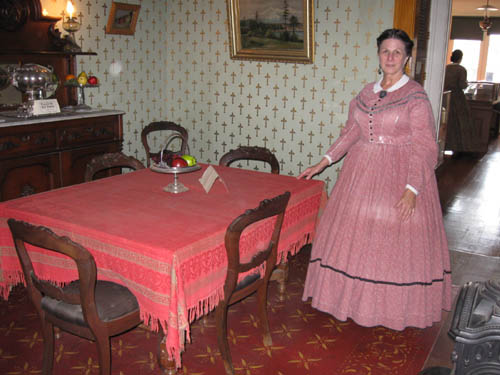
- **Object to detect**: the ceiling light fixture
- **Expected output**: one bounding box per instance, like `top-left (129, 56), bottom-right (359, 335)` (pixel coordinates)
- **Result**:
top-left (478, 0), bottom-right (496, 32)
top-left (476, 2), bottom-right (498, 11)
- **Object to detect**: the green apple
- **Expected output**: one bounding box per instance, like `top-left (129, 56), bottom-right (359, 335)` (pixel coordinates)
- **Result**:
top-left (181, 154), bottom-right (196, 166)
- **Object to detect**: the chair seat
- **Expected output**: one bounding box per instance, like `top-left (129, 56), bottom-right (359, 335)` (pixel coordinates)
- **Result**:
top-left (41, 280), bottom-right (139, 326)
top-left (235, 273), bottom-right (260, 292)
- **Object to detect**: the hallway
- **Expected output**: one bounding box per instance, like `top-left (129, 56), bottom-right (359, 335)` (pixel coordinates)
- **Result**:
top-left (424, 137), bottom-right (500, 370)
top-left (441, 139), bottom-right (500, 282)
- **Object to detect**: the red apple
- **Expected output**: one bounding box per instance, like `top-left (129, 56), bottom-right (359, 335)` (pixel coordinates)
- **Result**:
top-left (171, 157), bottom-right (188, 168)
top-left (87, 76), bottom-right (98, 85)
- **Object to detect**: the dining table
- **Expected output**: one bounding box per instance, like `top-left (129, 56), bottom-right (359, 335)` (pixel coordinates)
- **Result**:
top-left (0, 163), bottom-right (325, 370)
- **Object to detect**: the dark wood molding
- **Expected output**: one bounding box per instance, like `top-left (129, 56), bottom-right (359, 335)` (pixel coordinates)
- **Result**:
top-left (393, 0), bottom-right (431, 85)
top-left (413, 0), bottom-right (431, 85)
top-left (0, 0), bottom-right (62, 51)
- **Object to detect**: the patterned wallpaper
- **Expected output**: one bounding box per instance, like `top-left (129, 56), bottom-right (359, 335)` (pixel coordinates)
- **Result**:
top-left (66, 0), bottom-right (394, 191)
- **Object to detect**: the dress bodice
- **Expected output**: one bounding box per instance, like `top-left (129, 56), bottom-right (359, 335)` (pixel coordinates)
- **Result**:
top-left (352, 81), bottom-right (430, 146)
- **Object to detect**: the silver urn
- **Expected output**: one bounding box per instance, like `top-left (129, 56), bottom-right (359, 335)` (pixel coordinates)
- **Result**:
top-left (10, 63), bottom-right (59, 101)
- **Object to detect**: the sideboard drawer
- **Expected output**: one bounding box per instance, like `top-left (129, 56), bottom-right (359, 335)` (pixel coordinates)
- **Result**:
top-left (0, 130), bottom-right (56, 158)
top-left (58, 117), bottom-right (119, 148)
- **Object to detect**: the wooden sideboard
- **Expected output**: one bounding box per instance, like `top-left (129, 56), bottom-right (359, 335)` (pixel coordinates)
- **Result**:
top-left (0, 110), bottom-right (123, 201)
top-left (467, 98), bottom-right (496, 154)
top-left (0, 1), bottom-right (124, 202)
top-left (465, 82), bottom-right (500, 154)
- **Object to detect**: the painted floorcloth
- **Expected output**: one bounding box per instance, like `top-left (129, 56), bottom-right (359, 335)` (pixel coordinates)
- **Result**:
top-left (0, 246), bottom-right (443, 375)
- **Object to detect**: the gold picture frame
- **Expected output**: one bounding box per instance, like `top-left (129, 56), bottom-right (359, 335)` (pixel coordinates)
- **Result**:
top-left (227, 0), bottom-right (314, 64)
top-left (106, 2), bottom-right (140, 36)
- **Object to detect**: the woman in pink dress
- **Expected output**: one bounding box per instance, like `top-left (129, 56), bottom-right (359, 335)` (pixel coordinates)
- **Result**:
top-left (299, 29), bottom-right (451, 330)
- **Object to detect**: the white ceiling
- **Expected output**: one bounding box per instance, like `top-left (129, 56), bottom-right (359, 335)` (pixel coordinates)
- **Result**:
top-left (452, 0), bottom-right (500, 16)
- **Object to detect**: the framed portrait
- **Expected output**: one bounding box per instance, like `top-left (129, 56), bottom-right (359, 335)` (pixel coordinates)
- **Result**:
top-left (226, 0), bottom-right (314, 64)
top-left (106, 2), bottom-right (141, 35)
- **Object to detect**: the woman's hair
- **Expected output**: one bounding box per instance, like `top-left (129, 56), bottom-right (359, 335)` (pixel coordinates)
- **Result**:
top-left (376, 29), bottom-right (414, 56)
top-left (451, 49), bottom-right (463, 63)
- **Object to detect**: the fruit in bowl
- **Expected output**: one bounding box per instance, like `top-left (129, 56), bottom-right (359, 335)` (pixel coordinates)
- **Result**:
top-left (171, 157), bottom-right (188, 168)
top-left (77, 71), bottom-right (88, 86)
top-left (65, 74), bottom-right (77, 85)
top-left (151, 150), bottom-right (175, 165)
top-left (181, 154), bottom-right (196, 166)
top-left (151, 150), bottom-right (192, 168)
top-left (87, 76), bottom-right (98, 85)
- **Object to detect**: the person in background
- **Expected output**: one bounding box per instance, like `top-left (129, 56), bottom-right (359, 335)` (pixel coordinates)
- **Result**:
top-left (299, 29), bottom-right (451, 331)
top-left (444, 49), bottom-right (475, 154)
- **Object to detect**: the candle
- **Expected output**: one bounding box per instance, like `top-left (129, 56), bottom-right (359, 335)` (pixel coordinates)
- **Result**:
top-left (66, 1), bottom-right (74, 19)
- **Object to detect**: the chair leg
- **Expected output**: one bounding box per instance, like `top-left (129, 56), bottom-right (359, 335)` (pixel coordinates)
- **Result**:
top-left (270, 262), bottom-right (288, 301)
top-left (257, 282), bottom-right (272, 346)
top-left (41, 320), bottom-right (54, 375)
top-left (215, 303), bottom-right (234, 375)
top-left (94, 333), bottom-right (111, 375)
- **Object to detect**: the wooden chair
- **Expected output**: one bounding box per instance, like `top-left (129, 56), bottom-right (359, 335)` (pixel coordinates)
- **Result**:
top-left (84, 152), bottom-right (144, 182)
top-left (216, 191), bottom-right (290, 375)
top-left (141, 121), bottom-right (189, 167)
top-left (219, 146), bottom-right (280, 174)
top-left (7, 219), bottom-right (142, 375)
top-left (220, 146), bottom-right (289, 297)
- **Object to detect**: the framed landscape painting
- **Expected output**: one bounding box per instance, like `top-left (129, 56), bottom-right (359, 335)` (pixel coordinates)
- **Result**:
top-left (227, 0), bottom-right (314, 63)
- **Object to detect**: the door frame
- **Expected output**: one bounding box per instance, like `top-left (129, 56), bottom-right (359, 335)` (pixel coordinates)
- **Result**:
top-left (393, 0), bottom-right (452, 134)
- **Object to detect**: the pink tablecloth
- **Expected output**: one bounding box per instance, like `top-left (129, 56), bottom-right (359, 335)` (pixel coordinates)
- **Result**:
top-left (0, 164), bottom-right (325, 365)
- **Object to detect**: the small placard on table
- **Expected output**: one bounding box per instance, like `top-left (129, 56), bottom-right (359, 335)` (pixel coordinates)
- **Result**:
top-left (32, 99), bottom-right (61, 116)
top-left (199, 165), bottom-right (228, 193)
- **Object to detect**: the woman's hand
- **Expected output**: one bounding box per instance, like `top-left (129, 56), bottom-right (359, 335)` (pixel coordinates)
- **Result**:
top-left (395, 188), bottom-right (417, 221)
top-left (297, 157), bottom-right (330, 180)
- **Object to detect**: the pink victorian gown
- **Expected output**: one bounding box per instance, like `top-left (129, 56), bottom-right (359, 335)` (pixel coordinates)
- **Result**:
top-left (303, 76), bottom-right (452, 330)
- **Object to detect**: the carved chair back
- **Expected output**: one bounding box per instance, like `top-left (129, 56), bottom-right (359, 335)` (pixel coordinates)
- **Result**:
top-left (141, 121), bottom-right (189, 167)
top-left (84, 152), bottom-right (145, 182)
top-left (215, 191), bottom-right (290, 375)
top-left (219, 146), bottom-right (280, 174)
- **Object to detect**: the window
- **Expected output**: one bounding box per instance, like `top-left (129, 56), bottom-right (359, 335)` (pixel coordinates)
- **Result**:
top-left (451, 39), bottom-right (481, 81)
top-left (485, 34), bottom-right (500, 82)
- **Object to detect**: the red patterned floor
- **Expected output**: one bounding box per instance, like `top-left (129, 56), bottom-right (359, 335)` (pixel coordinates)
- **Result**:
top-left (0, 246), bottom-right (441, 374)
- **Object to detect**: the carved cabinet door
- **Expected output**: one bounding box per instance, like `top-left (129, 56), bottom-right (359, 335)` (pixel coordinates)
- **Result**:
top-left (0, 153), bottom-right (61, 201)
top-left (60, 143), bottom-right (122, 186)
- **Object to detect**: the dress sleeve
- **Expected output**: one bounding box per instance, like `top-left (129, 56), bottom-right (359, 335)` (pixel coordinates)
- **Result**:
top-left (407, 91), bottom-right (438, 193)
top-left (458, 66), bottom-right (468, 90)
top-left (324, 98), bottom-right (361, 164)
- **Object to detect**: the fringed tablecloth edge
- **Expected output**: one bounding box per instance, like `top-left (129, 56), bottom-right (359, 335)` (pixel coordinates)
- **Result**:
top-left (0, 270), bottom-right (25, 299)
top-left (143, 285), bottom-right (225, 368)
top-left (278, 231), bottom-right (313, 263)
top-left (187, 286), bottom-right (225, 324)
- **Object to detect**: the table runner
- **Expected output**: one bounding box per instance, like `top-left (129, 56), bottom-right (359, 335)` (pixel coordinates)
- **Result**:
top-left (0, 164), bottom-right (325, 366)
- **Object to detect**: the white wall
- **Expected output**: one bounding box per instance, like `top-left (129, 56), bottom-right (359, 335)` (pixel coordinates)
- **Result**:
top-left (424, 0), bottom-right (452, 136)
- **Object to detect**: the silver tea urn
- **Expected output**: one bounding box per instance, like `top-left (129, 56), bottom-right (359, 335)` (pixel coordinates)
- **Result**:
top-left (9, 63), bottom-right (59, 117)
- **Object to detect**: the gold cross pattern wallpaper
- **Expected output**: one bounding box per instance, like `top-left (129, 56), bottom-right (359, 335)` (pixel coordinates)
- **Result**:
top-left (42, 0), bottom-right (394, 191)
